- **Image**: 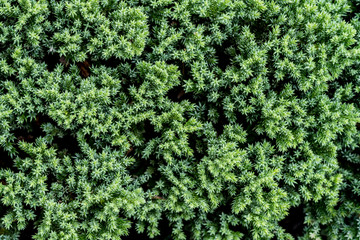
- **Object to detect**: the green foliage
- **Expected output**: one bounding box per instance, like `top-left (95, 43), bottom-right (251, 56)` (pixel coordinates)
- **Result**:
top-left (0, 0), bottom-right (359, 239)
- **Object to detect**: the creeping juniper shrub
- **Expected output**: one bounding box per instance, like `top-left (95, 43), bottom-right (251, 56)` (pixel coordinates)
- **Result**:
top-left (0, 0), bottom-right (360, 239)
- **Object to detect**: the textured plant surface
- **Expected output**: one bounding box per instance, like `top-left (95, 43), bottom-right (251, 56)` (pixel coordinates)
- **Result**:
top-left (0, 0), bottom-right (360, 239)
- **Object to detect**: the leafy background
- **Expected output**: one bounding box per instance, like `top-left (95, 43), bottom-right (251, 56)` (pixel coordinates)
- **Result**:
top-left (0, 0), bottom-right (359, 239)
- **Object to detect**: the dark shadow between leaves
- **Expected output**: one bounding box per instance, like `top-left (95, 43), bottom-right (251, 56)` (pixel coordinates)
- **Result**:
top-left (279, 204), bottom-right (305, 238)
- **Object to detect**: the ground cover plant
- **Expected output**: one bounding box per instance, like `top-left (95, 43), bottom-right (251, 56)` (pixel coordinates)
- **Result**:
top-left (0, 0), bottom-right (360, 239)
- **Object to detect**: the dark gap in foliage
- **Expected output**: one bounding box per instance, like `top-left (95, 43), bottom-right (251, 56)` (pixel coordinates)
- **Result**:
top-left (167, 17), bottom-right (180, 31)
top-left (43, 47), bottom-right (71, 74)
top-left (265, 53), bottom-right (302, 96)
top-left (212, 202), bottom-right (232, 217)
top-left (148, 3), bottom-right (175, 25)
top-left (0, 207), bottom-right (16, 236)
top-left (204, 201), bottom-right (235, 228)
top-left (181, 61), bottom-right (192, 80)
top-left (333, 200), bottom-right (342, 211)
top-left (352, 145), bottom-right (360, 159)
top-left (327, 81), bottom-right (341, 100)
top-left (0, 148), bottom-right (16, 171)
top-left (141, 27), bottom-right (157, 59)
top-left (166, 85), bottom-right (192, 102)
top-left (124, 216), bottom-right (173, 240)
top-left (13, 127), bottom-right (36, 145)
top-left (145, 170), bottom-right (163, 192)
top-left (340, 158), bottom-right (360, 175)
top-left (19, 218), bottom-right (36, 240)
top-left (131, 157), bottom-right (162, 192)
top-left (214, 44), bottom-right (232, 72)
top-left (95, 56), bottom-right (124, 69)
top-left (207, 205), bottom-right (251, 238)
top-left (128, 159), bottom-right (148, 183)
top-left (336, 155), bottom-right (360, 204)
top-left (0, 71), bottom-right (17, 93)
top-left (12, 114), bottom-right (54, 158)
top-left (13, 146), bottom-right (29, 161)
top-left (36, 114), bottom-right (81, 156)
top-left (45, 173), bottom-right (58, 191)
top-left (142, 120), bottom-right (161, 142)
top-left (213, 107), bottom-right (229, 136)
top-left (235, 111), bottom-right (250, 127)
top-left (123, 224), bottom-right (149, 240)
top-left (187, 133), bottom-right (204, 161)
top-left (83, 135), bottom-right (108, 154)
top-left (180, 220), bottom-right (194, 239)
top-left (52, 133), bottom-right (81, 156)
top-left (235, 111), bottom-right (255, 137)
top-left (263, 186), bottom-right (271, 194)
top-left (127, 120), bottom-right (161, 186)
top-left (344, 215), bottom-right (353, 226)
top-left (68, 191), bottom-right (77, 202)
top-left (270, 76), bottom-right (290, 94)
top-left (338, 149), bottom-right (360, 176)
top-left (190, 14), bottom-right (209, 26)
top-left (35, 114), bottom-right (58, 129)
top-left (343, 1), bottom-right (358, 23)
top-left (228, 222), bottom-right (249, 237)
top-left (166, 58), bottom-right (192, 81)
top-left (14, 114), bottom-right (56, 142)
top-left (43, 51), bottom-right (61, 72)
top-left (116, 61), bottom-right (141, 92)
top-left (250, 19), bottom-right (270, 43)
top-left (76, 59), bottom-right (91, 78)
top-left (128, 153), bottom-right (161, 193)
top-left (126, 144), bottom-right (135, 158)
top-left (156, 216), bottom-right (174, 240)
top-left (279, 204), bottom-right (305, 237)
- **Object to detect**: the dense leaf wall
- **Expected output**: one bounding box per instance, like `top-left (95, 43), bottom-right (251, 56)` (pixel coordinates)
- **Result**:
top-left (0, 0), bottom-right (360, 239)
